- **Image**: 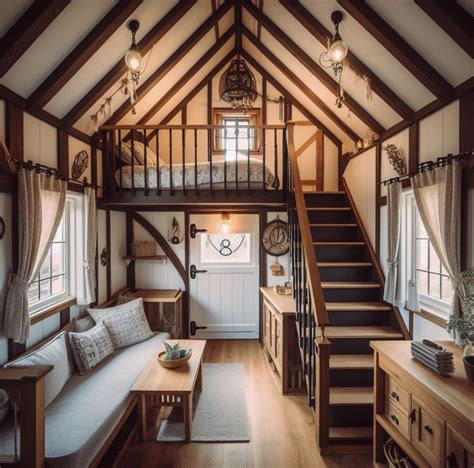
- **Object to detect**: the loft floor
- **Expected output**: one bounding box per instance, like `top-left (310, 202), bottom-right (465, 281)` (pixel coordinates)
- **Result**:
top-left (121, 340), bottom-right (371, 468)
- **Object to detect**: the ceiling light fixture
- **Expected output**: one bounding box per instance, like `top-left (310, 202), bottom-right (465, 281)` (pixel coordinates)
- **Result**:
top-left (220, 57), bottom-right (258, 111)
top-left (124, 19), bottom-right (142, 113)
top-left (319, 11), bottom-right (348, 108)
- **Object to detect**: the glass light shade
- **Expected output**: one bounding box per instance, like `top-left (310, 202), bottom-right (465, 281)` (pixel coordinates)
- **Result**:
top-left (125, 48), bottom-right (142, 71)
top-left (328, 39), bottom-right (348, 63)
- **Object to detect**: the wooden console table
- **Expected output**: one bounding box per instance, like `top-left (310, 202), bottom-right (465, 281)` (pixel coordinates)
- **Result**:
top-left (123, 289), bottom-right (183, 338)
top-left (371, 340), bottom-right (473, 467)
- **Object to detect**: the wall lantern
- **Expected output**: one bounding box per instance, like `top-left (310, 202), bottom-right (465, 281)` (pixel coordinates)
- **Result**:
top-left (124, 19), bottom-right (142, 113)
top-left (220, 212), bottom-right (231, 234)
top-left (220, 57), bottom-right (258, 111)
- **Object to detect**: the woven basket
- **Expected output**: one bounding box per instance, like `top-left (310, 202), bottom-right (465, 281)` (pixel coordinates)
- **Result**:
top-left (131, 241), bottom-right (156, 257)
top-left (383, 439), bottom-right (415, 468)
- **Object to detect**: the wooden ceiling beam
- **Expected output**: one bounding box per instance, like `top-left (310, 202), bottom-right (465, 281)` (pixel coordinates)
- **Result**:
top-left (62, 0), bottom-right (197, 127)
top-left (28, 0), bottom-right (144, 108)
top-left (106, 0), bottom-right (234, 125)
top-left (414, 0), bottom-right (474, 59)
top-left (242, 0), bottom-right (384, 135)
top-left (242, 26), bottom-right (360, 142)
top-left (0, 0), bottom-right (71, 77)
top-left (241, 50), bottom-right (342, 148)
top-left (279, 0), bottom-right (414, 120)
top-left (337, 0), bottom-right (453, 99)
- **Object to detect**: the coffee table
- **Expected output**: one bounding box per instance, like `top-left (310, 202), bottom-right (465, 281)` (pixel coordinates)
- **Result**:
top-left (131, 339), bottom-right (206, 443)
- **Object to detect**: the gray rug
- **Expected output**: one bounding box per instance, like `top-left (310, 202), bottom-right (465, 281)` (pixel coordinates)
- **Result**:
top-left (156, 363), bottom-right (250, 442)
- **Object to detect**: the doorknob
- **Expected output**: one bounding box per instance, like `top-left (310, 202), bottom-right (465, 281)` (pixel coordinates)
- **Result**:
top-left (190, 223), bottom-right (207, 239)
top-left (190, 321), bottom-right (208, 336)
top-left (190, 264), bottom-right (207, 279)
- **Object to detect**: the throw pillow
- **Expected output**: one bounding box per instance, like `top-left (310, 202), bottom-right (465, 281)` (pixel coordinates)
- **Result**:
top-left (73, 314), bottom-right (95, 333)
top-left (88, 298), bottom-right (153, 349)
top-left (6, 331), bottom-right (73, 407)
top-left (116, 294), bottom-right (135, 305)
top-left (68, 323), bottom-right (114, 375)
top-left (0, 390), bottom-right (9, 423)
top-left (118, 141), bottom-right (159, 166)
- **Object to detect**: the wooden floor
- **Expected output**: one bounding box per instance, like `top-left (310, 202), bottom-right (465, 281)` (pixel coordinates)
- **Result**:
top-left (120, 340), bottom-right (372, 468)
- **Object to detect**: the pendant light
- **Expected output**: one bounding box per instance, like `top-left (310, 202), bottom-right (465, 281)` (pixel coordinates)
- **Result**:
top-left (124, 20), bottom-right (142, 112)
top-left (220, 57), bottom-right (258, 111)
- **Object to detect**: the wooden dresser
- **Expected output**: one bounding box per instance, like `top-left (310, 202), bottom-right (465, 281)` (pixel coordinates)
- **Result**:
top-left (371, 340), bottom-right (473, 468)
top-left (260, 287), bottom-right (305, 394)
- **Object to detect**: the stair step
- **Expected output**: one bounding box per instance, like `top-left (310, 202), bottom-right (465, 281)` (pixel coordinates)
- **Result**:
top-left (329, 426), bottom-right (373, 440)
top-left (304, 191), bottom-right (345, 194)
top-left (330, 387), bottom-right (373, 405)
top-left (322, 281), bottom-right (381, 289)
top-left (323, 326), bottom-right (403, 339)
top-left (310, 223), bottom-right (357, 227)
top-left (307, 207), bottom-right (351, 211)
top-left (314, 241), bottom-right (365, 245)
top-left (318, 262), bottom-right (372, 267)
top-left (330, 354), bottom-right (374, 370)
top-left (326, 302), bottom-right (391, 311)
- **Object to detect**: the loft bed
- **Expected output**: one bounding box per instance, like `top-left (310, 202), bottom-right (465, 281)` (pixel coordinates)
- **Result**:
top-left (99, 124), bottom-right (288, 205)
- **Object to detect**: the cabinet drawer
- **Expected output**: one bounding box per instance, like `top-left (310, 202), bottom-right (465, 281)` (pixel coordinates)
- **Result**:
top-left (385, 374), bottom-right (411, 415)
top-left (412, 396), bottom-right (445, 467)
top-left (385, 398), bottom-right (411, 441)
top-left (263, 300), bottom-right (273, 351)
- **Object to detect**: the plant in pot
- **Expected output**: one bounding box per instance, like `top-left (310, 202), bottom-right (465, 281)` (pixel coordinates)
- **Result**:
top-left (158, 342), bottom-right (192, 369)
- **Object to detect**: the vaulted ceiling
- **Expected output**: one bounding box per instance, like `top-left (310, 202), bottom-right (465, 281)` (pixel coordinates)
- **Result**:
top-left (0, 0), bottom-right (472, 152)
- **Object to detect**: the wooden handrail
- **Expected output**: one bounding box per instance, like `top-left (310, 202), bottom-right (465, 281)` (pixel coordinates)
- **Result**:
top-left (287, 123), bottom-right (328, 327)
top-left (100, 124), bottom-right (286, 130)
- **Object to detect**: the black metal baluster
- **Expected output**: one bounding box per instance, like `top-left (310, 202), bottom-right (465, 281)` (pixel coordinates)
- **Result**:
top-left (247, 125), bottom-right (251, 190)
top-left (118, 129), bottom-right (123, 196)
top-left (262, 128), bottom-right (266, 190)
top-left (131, 131), bottom-right (135, 196)
top-left (274, 129), bottom-right (279, 189)
top-left (224, 125), bottom-right (227, 195)
top-left (235, 124), bottom-right (239, 193)
top-left (144, 129), bottom-right (148, 196)
top-left (208, 128), bottom-right (213, 194)
top-left (182, 128), bottom-right (186, 195)
top-left (194, 129), bottom-right (198, 197)
top-left (111, 130), bottom-right (117, 193)
top-left (156, 129), bottom-right (160, 196)
top-left (169, 129), bottom-right (173, 196)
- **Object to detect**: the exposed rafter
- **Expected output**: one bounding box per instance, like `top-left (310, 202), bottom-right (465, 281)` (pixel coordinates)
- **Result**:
top-left (242, 26), bottom-right (360, 142)
top-left (242, 0), bottom-right (384, 135)
top-left (279, 0), bottom-right (414, 120)
top-left (105, 0), bottom-right (234, 125)
top-left (62, 0), bottom-right (197, 127)
top-left (0, 0), bottom-right (71, 77)
top-left (28, 0), bottom-right (144, 108)
top-left (414, 0), bottom-right (474, 59)
top-left (338, 0), bottom-right (453, 99)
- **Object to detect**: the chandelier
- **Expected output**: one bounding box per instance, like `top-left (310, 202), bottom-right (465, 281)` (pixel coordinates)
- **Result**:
top-left (319, 11), bottom-right (348, 108)
top-left (220, 57), bottom-right (258, 110)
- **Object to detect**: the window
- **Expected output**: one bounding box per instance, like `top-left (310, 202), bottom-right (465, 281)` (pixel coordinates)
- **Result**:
top-left (199, 233), bottom-right (253, 265)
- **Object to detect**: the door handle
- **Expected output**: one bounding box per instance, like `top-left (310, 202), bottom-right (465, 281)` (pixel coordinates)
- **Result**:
top-left (190, 223), bottom-right (207, 239)
top-left (190, 321), bottom-right (208, 336)
top-left (190, 264), bottom-right (207, 279)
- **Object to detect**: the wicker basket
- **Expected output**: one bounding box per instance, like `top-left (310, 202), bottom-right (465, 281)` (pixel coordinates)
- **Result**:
top-left (131, 241), bottom-right (156, 257)
top-left (383, 439), bottom-right (415, 468)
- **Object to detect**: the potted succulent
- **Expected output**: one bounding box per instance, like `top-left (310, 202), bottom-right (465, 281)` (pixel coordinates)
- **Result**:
top-left (157, 342), bottom-right (192, 369)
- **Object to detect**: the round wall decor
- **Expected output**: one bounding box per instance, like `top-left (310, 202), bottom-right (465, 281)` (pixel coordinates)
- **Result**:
top-left (261, 218), bottom-right (289, 256)
top-left (72, 150), bottom-right (89, 180)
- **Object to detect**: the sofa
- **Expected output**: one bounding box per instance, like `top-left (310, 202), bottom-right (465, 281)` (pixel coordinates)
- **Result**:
top-left (0, 295), bottom-right (169, 468)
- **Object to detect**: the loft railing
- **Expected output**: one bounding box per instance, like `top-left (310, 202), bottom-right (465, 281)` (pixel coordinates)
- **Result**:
top-left (286, 121), bottom-right (330, 449)
top-left (99, 124), bottom-right (287, 199)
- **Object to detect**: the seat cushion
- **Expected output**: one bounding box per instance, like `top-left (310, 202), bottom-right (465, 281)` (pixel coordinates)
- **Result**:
top-left (0, 332), bottom-right (168, 468)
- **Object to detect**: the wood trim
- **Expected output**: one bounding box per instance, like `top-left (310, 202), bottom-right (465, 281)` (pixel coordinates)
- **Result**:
top-left (242, 26), bottom-right (360, 142)
top-left (106, 209), bottom-right (111, 300)
top-left (28, 0), bottom-right (143, 107)
top-left (211, 0), bottom-right (220, 41)
top-left (257, 0), bottom-right (264, 41)
top-left (30, 297), bottom-right (76, 325)
top-left (207, 80), bottom-right (212, 125)
top-left (316, 130), bottom-right (324, 191)
top-left (414, 0), bottom-right (474, 59)
top-left (0, 0), bottom-right (70, 77)
top-left (242, 0), bottom-right (385, 135)
top-left (258, 210), bottom-right (267, 342)
top-left (59, 308), bottom-right (70, 328)
top-left (262, 77), bottom-right (267, 125)
top-left (408, 121), bottom-right (419, 174)
top-left (235, 0), bottom-right (242, 51)
top-left (5, 102), bottom-right (24, 161)
top-left (375, 143), bottom-right (381, 255)
top-left (62, 0), bottom-right (197, 126)
top-left (106, 0), bottom-right (234, 125)
top-left (409, 307), bottom-right (448, 329)
top-left (99, 204), bottom-right (286, 213)
top-left (279, 0), bottom-right (414, 120)
top-left (338, 0), bottom-right (453, 99)
top-left (125, 212), bottom-right (135, 290)
top-left (184, 211), bottom-right (190, 338)
top-left (57, 129), bottom-right (69, 178)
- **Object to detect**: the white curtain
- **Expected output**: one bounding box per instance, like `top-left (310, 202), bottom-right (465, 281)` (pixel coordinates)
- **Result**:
top-left (77, 187), bottom-right (97, 305)
top-left (411, 161), bottom-right (470, 343)
top-left (383, 181), bottom-right (402, 305)
top-left (3, 169), bottom-right (66, 343)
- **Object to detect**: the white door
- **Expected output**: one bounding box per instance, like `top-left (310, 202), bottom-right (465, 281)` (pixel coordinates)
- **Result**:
top-left (189, 214), bottom-right (259, 339)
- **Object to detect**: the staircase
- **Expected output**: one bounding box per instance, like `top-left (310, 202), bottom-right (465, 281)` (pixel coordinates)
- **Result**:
top-left (286, 122), bottom-right (408, 454)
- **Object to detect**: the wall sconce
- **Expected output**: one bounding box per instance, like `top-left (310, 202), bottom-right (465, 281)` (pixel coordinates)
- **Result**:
top-left (124, 19), bottom-right (142, 113)
top-left (319, 11), bottom-right (348, 108)
top-left (220, 212), bottom-right (231, 234)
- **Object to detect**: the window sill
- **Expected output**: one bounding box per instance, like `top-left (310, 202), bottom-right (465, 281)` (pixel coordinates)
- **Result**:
top-left (408, 307), bottom-right (448, 329)
top-left (30, 297), bottom-right (77, 325)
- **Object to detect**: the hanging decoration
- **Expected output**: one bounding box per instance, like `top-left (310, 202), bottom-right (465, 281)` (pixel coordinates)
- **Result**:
top-left (220, 57), bottom-right (258, 111)
top-left (384, 143), bottom-right (408, 176)
top-left (207, 234), bottom-right (246, 257)
top-left (100, 247), bottom-right (109, 267)
top-left (168, 216), bottom-right (183, 244)
top-left (270, 257), bottom-right (284, 276)
top-left (71, 150), bottom-right (89, 180)
top-left (261, 217), bottom-right (289, 256)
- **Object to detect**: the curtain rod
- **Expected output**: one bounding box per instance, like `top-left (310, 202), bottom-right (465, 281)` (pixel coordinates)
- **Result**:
top-left (8, 158), bottom-right (101, 190)
top-left (380, 150), bottom-right (473, 186)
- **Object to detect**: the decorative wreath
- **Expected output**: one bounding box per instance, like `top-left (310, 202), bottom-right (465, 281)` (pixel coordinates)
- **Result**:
top-left (261, 218), bottom-right (289, 256)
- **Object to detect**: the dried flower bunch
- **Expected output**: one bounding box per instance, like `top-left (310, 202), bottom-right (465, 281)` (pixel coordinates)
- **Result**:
top-left (384, 143), bottom-right (408, 176)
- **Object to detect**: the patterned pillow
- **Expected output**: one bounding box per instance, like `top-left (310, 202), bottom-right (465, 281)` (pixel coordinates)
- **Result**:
top-left (68, 323), bottom-right (114, 375)
top-left (6, 331), bottom-right (73, 407)
top-left (118, 141), bottom-right (158, 166)
top-left (88, 298), bottom-right (153, 349)
top-left (116, 294), bottom-right (135, 305)
top-left (73, 314), bottom-right (95, 333)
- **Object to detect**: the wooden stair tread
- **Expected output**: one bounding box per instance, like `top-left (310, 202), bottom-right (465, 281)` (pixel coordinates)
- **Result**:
top-left (330, 387), bottom-right (373, 405)
top-left (321, 281), bottom-right (381, 289)
top-left (306, 207), bottom-right (351, 211)
top-left (329, 426), bottom-right (373, 440)
top-left (309, 223), bottom-right (357, 227)
top-left (329, 354), bottom-right (374, 370)
top-left (323, 326), bottom-right (403, 339)
top-left (318, 262), bottom-right (372, 267)
top-left (326, 302), bottom-right (391, 311)
top-left (313, 241), bottom-right (365, 245)
top-left (304, 191), bottom-right (345, 194)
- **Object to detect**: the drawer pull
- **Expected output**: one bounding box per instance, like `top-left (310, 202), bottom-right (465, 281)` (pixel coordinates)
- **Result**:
top-left (390, 414), bottom-right (399, 425)
top-left (424, 425), bottom-right (433, 435)
top-left (409, 409), bottom-right (416, 422)
top-left (446, 453), bottom-right (457, 468)
top-left (390, 391), bottom-right (399, 402)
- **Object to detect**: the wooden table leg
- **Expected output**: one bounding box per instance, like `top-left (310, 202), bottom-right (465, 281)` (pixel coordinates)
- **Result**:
top-left (183, 391), bottom-right (193, 443)
top-left (196, 363), bottom-right (203, 393)
top-left (138, 394), bottom-right (147, 442)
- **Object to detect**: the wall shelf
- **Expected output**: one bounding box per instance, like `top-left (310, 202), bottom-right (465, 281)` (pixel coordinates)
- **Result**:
top-left (122, 255), bottom-right (167, 266)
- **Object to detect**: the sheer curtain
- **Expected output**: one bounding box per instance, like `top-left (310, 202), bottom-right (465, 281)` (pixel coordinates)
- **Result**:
top-left (383, 181), bottom-right (402, 305)
top-left (3, 169), bottom-right (66, 343)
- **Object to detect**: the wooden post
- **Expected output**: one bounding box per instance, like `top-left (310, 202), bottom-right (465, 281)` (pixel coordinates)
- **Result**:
top-left (315, 337), bottom-right (330, 451)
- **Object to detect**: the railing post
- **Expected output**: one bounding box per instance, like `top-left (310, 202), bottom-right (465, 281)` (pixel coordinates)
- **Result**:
top-left (315, 337), bottom-right (330, 450)
top-left (101, 129), bottom-right (110, 196)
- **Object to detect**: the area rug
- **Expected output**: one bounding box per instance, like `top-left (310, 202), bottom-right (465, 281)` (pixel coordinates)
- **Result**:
top-left (156, 363), bottom-right (250, 442)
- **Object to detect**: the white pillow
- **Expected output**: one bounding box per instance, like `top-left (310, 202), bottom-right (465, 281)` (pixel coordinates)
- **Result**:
top-left (88, 298), bottom-right (153, 349)
top-left (6, 332), bottom-right (73, 407)
top-left (118, 141), bottom-right (158, 166)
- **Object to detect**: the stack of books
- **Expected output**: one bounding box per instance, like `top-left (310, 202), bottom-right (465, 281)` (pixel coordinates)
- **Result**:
top-left (411, 340), bottom-right (455, 375)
